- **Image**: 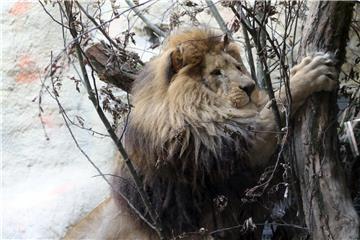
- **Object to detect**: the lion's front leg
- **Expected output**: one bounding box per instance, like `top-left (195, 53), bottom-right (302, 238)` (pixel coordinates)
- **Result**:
top-left (249, 53), bottom-right (338, 166)
top-left (261, 52), bottom-right (337, 121)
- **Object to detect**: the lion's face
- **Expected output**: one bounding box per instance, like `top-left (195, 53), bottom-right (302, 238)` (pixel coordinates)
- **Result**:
top-left (201, 51), bottom-right (256, 108)
top-left (160, 30), bottom-right (259, 113)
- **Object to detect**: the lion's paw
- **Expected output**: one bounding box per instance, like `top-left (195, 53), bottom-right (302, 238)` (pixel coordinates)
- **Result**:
top-left (290, 52), bottom-right (338, 93)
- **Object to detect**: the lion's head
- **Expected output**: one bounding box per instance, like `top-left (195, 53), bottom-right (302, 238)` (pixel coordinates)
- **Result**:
top-left (115, 28), bottom-right (267, 234)
top-left (127, 28), bottom-right (265, 173)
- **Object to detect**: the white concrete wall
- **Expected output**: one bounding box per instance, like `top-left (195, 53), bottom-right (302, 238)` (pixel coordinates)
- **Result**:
top-left (1, 1), bottom-right (114, 238)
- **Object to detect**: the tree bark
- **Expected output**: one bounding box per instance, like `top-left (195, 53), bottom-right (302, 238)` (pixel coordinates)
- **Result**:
top-left (293, 2), bottom-right (359, 239)
top-left (85, 43), bottom-right (138, 93)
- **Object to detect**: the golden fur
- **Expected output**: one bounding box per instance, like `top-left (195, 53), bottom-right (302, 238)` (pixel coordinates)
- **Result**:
top-left (64, 28), bottom-right (337, 240)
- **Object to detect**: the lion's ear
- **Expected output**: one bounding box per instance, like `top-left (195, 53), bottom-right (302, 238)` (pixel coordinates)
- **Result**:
top-left (223, 34), bottom-right (230, 49)
top-left (165, 42), bottom-right (206, 82)
top-left (163, 49), bottom-right (181, 82)
top-left (169, 43), bottom-right (204, 75)
top-left (170, 47), bottom-right (184, 73)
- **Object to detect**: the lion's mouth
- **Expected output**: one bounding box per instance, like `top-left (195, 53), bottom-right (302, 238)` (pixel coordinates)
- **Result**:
top-left (231, 91), bottom-right (250, 108)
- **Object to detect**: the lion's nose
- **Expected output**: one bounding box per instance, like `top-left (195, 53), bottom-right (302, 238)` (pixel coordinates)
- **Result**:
top-left (241, 82), bottom-right (255, 96)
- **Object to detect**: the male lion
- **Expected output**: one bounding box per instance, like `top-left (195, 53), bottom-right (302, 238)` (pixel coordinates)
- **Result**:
top-left (64, 29), bottom-right (337, 239)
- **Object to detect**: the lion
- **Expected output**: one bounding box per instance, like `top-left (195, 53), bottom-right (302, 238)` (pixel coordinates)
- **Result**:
top-left (64, 28), bottom-right (337, 240)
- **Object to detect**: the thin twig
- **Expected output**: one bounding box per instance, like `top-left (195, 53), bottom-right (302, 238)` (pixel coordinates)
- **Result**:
top-left (209, 222), bottom-right (307, 236)
top-left (231, 4), bottom-right (257, 82)
top-left (75, 1), bottom-right (123, 51)
top-left (125, 0), bottom-right (166, 38)
top-left (42, 73), bottom-right (155, 230)
top-left (205, 0), bottom-right (231, 37)
top-left (53, 0), bottom-right (155, 57)
top-left (39, 0), bottom-right (70, 29)
top-left (234, 3), bottom-right (282, 130)
top-left (118, 92), bottom-right (131, 144)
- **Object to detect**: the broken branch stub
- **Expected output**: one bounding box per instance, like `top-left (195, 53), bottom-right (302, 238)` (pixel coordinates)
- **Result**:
top-left (85, 43), bottom-right (140, 93)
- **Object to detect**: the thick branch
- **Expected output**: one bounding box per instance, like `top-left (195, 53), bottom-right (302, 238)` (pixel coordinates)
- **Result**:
top-left (85, 43), bottom-right (137, 93)
top-left (293, 2), bottom-right (359, 239)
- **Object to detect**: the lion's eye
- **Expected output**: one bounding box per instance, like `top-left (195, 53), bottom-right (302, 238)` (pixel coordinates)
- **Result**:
top-left (210, 69), bottom-right (222, 76)
top-left (236, 65), bottom-right (242, 72)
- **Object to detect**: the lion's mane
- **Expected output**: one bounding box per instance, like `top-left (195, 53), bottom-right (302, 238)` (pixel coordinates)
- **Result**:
top-left (113, 29), bottom-right (265, 235)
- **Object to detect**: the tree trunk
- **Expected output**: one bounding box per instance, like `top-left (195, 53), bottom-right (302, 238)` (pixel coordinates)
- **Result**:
top-left (293, 2), bottom-right (359, 239)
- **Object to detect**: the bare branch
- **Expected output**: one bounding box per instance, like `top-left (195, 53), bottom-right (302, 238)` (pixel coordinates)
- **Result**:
top-left (42, 68), bottom-right (155, 231)
top-left (63, 2), bottom-right (165, 239)
top-left (125, 0), bottom-right (166, 38)
top-left (205, 0), bottom-right (231, 37)
top-left (75, 1), bottom-right (123, 51)
top-left (230, 4), bottom-right (257, 83)
top-left (39, 0), bottom-right (70, 29)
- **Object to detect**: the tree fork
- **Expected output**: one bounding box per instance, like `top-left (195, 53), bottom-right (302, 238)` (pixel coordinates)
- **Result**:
top-left (293, 2), bottom-right (359, 239)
